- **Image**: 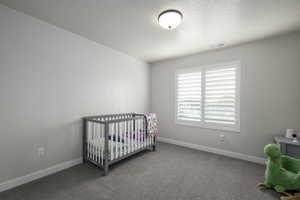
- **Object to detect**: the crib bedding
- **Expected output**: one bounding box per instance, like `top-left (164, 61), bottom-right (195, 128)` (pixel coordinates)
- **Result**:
top-left (88, 137), bottom-right (150, 156)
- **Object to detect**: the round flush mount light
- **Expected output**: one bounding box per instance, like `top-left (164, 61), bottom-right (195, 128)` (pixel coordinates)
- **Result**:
top-left (158, 9), bottom-right (183, 30)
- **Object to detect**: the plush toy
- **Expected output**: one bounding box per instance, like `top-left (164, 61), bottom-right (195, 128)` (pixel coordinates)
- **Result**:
top-left (258, 144), bottom-right (300, 200)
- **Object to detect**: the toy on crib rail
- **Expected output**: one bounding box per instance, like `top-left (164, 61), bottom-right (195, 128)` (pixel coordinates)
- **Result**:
top-left (147, 113), bottom-right (158, 137)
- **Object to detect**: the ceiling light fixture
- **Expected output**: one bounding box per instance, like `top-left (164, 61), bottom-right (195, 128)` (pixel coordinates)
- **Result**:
top-left (158, 9), bottom-right (183, 30)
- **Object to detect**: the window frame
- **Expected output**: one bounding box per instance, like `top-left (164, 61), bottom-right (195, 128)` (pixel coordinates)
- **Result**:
top-left (175, 61), bottom-right (241, 133)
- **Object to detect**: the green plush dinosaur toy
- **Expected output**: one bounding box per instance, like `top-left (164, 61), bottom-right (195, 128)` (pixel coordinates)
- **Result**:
top-left (260, 144), bottom-right (300, 199)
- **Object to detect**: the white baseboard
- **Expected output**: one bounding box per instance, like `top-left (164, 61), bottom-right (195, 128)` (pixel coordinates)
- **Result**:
top-left (0, 139), bottom-right (265, 192)
top-left (157, 137), bottom-right (266, 165)
top-left (0, 158), bottom-right (82, 193)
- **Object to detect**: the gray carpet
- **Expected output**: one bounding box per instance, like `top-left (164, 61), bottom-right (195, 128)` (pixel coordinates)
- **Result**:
top-left (0, 142), bottom-right (279, 200)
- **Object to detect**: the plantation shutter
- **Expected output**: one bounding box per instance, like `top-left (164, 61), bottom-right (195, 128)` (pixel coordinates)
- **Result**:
top-left (204, 67), bottom-right (237, 125)
top-left (176, 72), bottom-right (202, 122)
top-left (175, 62), bottom-right (240, 132)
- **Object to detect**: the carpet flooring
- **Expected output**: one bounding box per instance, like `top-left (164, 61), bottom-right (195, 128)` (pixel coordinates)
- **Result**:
top-left (0, 142), bottom-right (279, 200)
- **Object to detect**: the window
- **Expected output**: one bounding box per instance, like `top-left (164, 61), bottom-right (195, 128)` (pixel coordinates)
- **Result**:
top-left (175, 61), bottom-right (240, 132)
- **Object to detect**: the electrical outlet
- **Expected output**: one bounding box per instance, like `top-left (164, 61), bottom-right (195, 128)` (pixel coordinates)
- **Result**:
top-left (219, 134), bottom-right (225, 142)
top-left (38, 147), bottom-right (45, 157)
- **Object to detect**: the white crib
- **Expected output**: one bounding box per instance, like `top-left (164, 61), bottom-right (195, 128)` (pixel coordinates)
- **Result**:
top-left (83, 113), bottom-right (156, 175)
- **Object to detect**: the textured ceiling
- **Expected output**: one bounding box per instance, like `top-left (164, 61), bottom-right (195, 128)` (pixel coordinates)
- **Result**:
top-left (1, 0), bottom-right (300, 62)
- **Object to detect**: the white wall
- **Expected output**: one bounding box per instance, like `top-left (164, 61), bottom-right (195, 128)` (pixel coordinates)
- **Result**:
top-left (151, 32), bottom-right (300, 158)
top-left (0, 4), bottom-right (150, 183)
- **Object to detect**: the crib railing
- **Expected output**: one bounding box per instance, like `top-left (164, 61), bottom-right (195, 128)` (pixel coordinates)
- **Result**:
top-left (83, 113), bottom-right (156, 175)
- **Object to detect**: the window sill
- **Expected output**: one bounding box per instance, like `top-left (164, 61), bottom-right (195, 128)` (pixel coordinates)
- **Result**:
top-left (175, 121), bottom-right (240, 133)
